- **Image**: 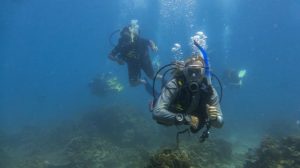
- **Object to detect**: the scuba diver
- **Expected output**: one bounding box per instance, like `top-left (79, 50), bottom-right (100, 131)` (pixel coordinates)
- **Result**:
top-left (88, 72), bottom-right (124, 97)
top-left (150, 35), bottom-right (223, 141)
top-left (223, 68), bottom-right (246, 89)
top-left (108, 20), bottom-right (158, 95)
top-left (152, 57), bottom-right (223, 132)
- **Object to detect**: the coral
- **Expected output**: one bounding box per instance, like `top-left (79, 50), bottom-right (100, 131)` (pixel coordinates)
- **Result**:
top-left (147, 148), bottom-right (191, 168)
top-left (1, 105), bottom-right (237, 168)
top-left (244, 135), bottom-right (300, 168)
top-left (147, 139), bottom-right (234, 168)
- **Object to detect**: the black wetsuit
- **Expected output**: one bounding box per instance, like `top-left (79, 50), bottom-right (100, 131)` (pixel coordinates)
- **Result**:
top-left (110, 37), bottom-right (154, 86)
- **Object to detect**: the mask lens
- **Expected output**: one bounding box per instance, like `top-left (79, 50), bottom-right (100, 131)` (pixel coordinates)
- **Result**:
top-left (187, 68), bottom-right (202, 78)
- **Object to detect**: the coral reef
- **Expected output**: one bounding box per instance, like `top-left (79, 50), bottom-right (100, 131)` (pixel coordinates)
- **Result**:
top-left (0, 105), bottom-right (159, 168)
top-left (244, 136), bottom-right (300, 168)
top-left (147, 138), bottom-right (233, 168)
top-left (147, 148), bottom-right (191, 168)
top-left (0, 105), bottom-right (239, 168)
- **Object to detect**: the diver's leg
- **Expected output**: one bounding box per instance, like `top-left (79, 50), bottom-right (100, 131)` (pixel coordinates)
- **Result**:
top-left (141, 57), bottom-right (158, 96)
top-left (127, 61), bottom-right (142, 86)
top-left (141, 55), bottom-right (164, 82)
top-left (141, 55), bottom-right (155, 79)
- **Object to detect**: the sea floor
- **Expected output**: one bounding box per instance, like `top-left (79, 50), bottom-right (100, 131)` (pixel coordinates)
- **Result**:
top-left (1, 105), bottom-right (298, 168)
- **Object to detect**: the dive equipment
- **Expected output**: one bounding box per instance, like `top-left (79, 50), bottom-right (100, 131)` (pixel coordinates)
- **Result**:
top-left (199, 119), bottom-right (211, 143)
top-left (176, 113), bottom-right (184, 122)
top-left (193, 40), bottom-right (212, 85)
top-left (189, 82), bottom-right (200, 93)
top-left (109, 29), bottom-right (121, 47)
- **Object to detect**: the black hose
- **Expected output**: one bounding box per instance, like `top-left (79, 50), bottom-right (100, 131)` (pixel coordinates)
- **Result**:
top-left (161, 67), bottom-right (177, 88)
top-left (199, 120), bottom-right (211, 143)
top-left (152, 64), bottom-right (223, 104)
top-left (109, 29), bottom-right (120, 47)
top-left (152, 63), bottom-right (177, 99)
top-left (176, 128), bottom-right (190, 149)
top-left (211, 72), bottom-right (223, 103)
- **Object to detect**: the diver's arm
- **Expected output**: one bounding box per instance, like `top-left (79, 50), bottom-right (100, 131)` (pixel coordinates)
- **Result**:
top-left (108, 45), bottom-right (120, 61)
top-left (108, 44), bottom-right (125, 65)
top-left (148, 40), bottom-right (158, 52)
top-left (207, 87), bottom-right (224, 128)
top-left (152, 79), bottom-right (179, 125)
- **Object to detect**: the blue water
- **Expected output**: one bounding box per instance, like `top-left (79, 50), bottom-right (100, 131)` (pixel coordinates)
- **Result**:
top-left (1, 0), bottom-right (300, 145)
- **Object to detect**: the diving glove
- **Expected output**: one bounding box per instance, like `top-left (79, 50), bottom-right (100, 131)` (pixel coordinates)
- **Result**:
top-left (189, 115), bottom-right (199, 129)
top-left (206, 104), bottom-right (219, 120)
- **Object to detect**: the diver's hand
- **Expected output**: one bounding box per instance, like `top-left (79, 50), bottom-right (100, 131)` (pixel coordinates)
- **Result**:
top-left (116, 59), bottom-right (125, 65)
top-left (190, 115), bottom-right (199, 129)
top-left (152, 45), bottom-right (158, 52)
top-left (184, 115), bottom-right (199, 129)
top-left (206, 104), bottom-right (219, 120)
top-left (108, 54), bottom-right (116, 61)
top-left (108, 54), bottom-right (124, 65)
top-left (149, 40), bottom-right (158, 52)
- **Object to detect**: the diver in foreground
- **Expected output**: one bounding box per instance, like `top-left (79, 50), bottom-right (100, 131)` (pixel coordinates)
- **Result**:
top-left (151, 36), bottom-right (223, 141)
top-left (152, 57), bottom-right (223, 130)
top-left (108, 20), bottom-right (158, 95)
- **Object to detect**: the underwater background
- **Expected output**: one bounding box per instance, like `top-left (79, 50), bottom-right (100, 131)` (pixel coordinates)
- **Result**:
top-left (1, 0), bottom-right (300, 167)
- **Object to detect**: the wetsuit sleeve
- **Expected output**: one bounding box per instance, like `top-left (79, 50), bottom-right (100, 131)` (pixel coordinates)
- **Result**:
top-left (208, 87), bottom-right (224, 128)
top-left (146, 39), bottom-right (157, 51)
top-left (141, 38), bottom-right (156, 50)
top-left (109, 40), bottom-right (121, 60)
top-left (110, 44), bottom-right (120, 55)
top-left (152, 79), bottom-right (179, 126)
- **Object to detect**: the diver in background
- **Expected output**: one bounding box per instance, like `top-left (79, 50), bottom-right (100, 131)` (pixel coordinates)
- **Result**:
top-left (222, 68), bottom-right (246, 89)
top-left (152, 57), bottom-right (223, 133)
top-left (108, 20), bottom-right (158, 95)
top-left (89, 72), bottom-right (124, 97)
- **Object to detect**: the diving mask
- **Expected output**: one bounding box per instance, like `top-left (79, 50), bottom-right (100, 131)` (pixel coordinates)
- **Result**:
top-left (183, 61), bottom-right (205, 92)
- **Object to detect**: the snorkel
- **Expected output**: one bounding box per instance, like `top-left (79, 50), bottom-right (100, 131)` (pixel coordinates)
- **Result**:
top-left (193, 40), bottom-right (212, 85)
top-left (193, 40), bottom-right (213, 142)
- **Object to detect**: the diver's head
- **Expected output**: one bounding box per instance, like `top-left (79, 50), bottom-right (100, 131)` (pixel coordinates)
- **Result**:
top-left (120, 26), bottom-right (139, 43)
top-left (120, 20), bottom-right (139, 43)
top-left (183, 57), bottom-right (205, 92)
top-left (120, 27), bottom-right (132, 40)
